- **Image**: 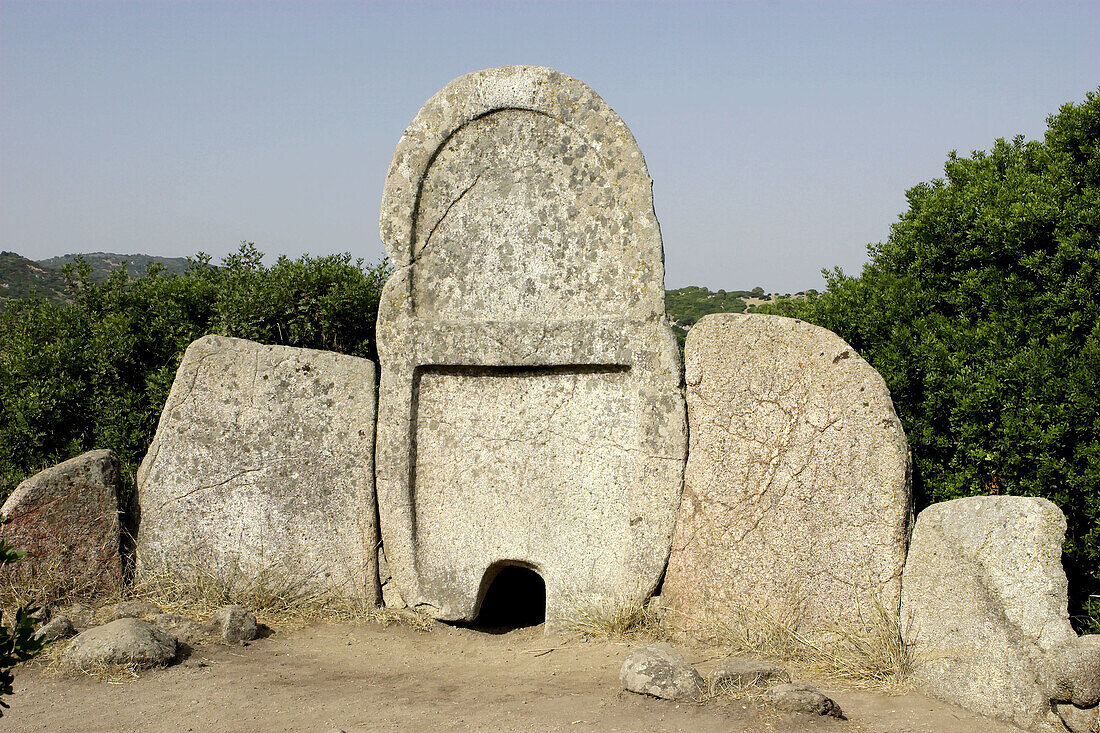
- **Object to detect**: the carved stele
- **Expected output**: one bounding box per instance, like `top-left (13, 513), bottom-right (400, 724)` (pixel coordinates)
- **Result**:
top-left (375, 66), bottom-right (686, 628)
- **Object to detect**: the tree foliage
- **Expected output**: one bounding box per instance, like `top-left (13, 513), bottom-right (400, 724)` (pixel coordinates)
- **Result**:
top-left (0, 530), bottom-right (46, 716)
top-left (0, 244), bottom-right (390, 503)
top-left (763, 89), bottom-right (1100, 617)
top-left (665, 286), bottom-right (762, 347)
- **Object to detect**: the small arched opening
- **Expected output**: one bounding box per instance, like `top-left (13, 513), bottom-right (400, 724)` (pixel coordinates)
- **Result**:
top-left (470, 562), bottom-right (546, 632)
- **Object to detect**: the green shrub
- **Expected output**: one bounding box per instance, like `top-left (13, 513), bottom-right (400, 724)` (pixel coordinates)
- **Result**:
top-left (0, 244), bottom-right (390, 504)
top-left (762, 88), bottom-right (1100, 620)
top-left (0, 531), bottom-right (47, 716)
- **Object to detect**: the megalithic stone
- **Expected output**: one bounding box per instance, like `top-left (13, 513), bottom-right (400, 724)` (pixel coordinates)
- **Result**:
top-left (136, 335), bottom-right (379, 604)
top-left (663, 313), bottom-right (912, 636)
top-left (375, 66), bottom-right (687, 629)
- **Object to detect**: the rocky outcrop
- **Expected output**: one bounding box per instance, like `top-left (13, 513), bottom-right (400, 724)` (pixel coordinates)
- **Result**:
top-left (764, 683), bottom-right (844, 718)
top-left (34, 616), bottom-right (75, 643)
top-left (0, 449), bottom-right (123, 595)
top-left (1044, 636), bottom-right (1100, 709)
top-left (136, 335), bottom-right (378, 605)
top-left (663, 314), bottom-right (911, 637)
top-left (210, 605), bottom-right (258, 644)
top-left (114, 600), bottom-right (163, 620)
top-left (901, 496), bottom-right (1081, 732)
top-left (710, 657), bottom-right (791, 691)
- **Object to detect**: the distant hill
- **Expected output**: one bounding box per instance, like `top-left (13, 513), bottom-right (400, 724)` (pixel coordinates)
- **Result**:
top-left (3, 251), bottom-right (795, 326)
top-left (0, 251), bottom-right (71, 302)
top-left (665, 286), bottom-right (756, 328)
top-left (38, 252), bottom-right (191, 283)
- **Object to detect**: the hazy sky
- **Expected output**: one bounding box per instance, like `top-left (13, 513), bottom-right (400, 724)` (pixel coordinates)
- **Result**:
top-left (3, 1), bottom-right (1098, 292)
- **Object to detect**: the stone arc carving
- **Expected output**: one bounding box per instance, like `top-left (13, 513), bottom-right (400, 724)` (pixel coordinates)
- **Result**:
top-left (375, 66), bottom-right (687, 630)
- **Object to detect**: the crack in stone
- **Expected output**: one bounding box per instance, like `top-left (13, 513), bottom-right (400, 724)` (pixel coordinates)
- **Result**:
top-left (411, 169), bottom-right (486, 265)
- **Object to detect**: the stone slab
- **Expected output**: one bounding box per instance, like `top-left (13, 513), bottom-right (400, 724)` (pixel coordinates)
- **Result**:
top-left (901, 496), bottom-right (1077, 732)
top-left (0, 449), bottom-right (123, 595)
top-left (135, 335), bottom-right (378, 604)
top-left (662, 313), bottom-right (912, 636)
top-left (375, 66), bottom-right (686, 628)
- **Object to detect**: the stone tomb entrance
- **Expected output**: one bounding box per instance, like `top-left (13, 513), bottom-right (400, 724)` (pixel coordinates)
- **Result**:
top-left (374, 66), bottom-right (687, 630)
top-left (470, 562), bottom-right (547, 631)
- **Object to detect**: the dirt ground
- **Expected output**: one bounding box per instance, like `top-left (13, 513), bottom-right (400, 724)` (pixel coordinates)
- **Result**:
top-left (6, 620), bottom-right (1024, 733)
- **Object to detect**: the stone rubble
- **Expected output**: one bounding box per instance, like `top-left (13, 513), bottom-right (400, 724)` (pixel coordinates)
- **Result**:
top-left (619, 642), bottom-right (704, 701)
top-left (763, 682), bottom-right (845, 718)
top-left (63, 618), bottom-right (177, 671)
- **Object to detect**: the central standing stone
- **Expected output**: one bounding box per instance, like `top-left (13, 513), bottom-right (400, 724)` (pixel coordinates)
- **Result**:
top-left (375, 66), bottom-right (686, 628)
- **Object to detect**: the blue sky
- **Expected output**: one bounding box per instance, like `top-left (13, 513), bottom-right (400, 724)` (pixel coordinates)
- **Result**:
top-left (2, 1), bottom-right (1098, 292)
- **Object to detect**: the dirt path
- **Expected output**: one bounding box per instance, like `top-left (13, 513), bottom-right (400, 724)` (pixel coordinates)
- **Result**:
top-left (6, 621), bottom-right (1021, 733)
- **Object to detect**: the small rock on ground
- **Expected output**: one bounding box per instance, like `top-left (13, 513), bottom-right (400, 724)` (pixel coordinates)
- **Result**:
top-left (711, 657), bottom-right (790, 692)
top-left (59, 603), bottom-right (96, 630)
top-left (154, 613), bottom-right (208, 646)
top-left (34, 616), bottom-right (75, 643)
top-left (764, 683), bottom-right (845, 718)
top-left (210, 605), bottom-right (258, 644)
top-left (63, 618), bottom-right (177, 671)
top-left (620, 642), bottom-right (704, 701)
top-left (113, 600), bottom-right (163, 620)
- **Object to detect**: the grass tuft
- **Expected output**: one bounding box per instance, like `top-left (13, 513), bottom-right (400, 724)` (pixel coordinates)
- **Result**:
top-left (130, 552), bottom-right (379, 630)
top-left (556, 592), bottom-right (663, 641)
top-left (670, 593), bottom-right (916, 691)
top-left (0, 537), bottom-right (123, 616)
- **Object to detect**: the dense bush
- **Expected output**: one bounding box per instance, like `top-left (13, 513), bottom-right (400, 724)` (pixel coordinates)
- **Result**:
top-left (0, 244), bottom-right (390, 503)
top-left (0, 533), bottom-right (46, 717)
top-left (763, 88), bottom-right (1100, 619)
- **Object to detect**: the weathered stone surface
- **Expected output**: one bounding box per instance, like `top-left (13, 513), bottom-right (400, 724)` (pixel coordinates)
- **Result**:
top-left (620, 643), bottom-right (704, 700)
top-left (662, 314), bottom-right (911, 636)
top-left (60, 603), bottom-right (96, 630)
top-left (901, 496), bottom-right (1077, 732)
top-left (210, 605), bottom-right (258, 644)
top-left (1045, 636), bottom-right (1100, 708)
top-left (63, 618), bottom-right (177, 670)
top-left (375, 66), bottom-right (686, 629)
top-left (764, 683), bottom-right (844, 718)
top-left (0, 449), bottom-right (122, 594)
top-left (136, 335), bottom-right (378, 604)
top-left (377, 547), bottom-right (406, 609)
top-left (711, 657), bottom-right (791, 691)
top-left (114, 600), bottom-right (163, 620)
top-left (34, 616), bottom-right (75, 643)
top-left (154, 614), bottom-right (208, 646)
top-left (1055, 702), bottom-right (1100, 733)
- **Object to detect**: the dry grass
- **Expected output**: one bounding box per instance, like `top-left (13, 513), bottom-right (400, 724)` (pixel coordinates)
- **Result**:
top-left (556, 592), bottom-right (663, 642)
top-left (130, 552), bottom-right (433, 632)
top-left (28, 553), bottom-right (435, 683)
top-left (796, 595), bottom-right (916, 689)
top-left (132, 554), bottom-right (370, 628)
top-left (670, 594), bottom-right (916, 692)
top-left (0, 542), bottom-right (123, 616)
